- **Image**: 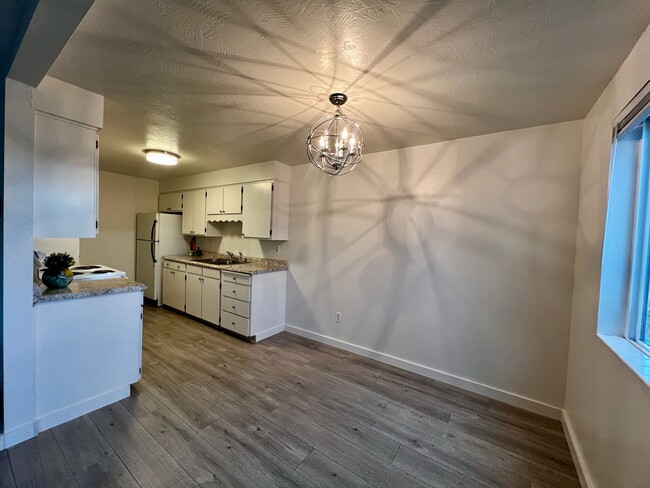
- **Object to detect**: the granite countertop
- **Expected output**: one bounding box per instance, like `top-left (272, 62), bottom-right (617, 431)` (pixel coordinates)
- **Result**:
top-left (34, 278), bottom-right (147, 304)
top-left (164, 253), bottom-right (288, 275)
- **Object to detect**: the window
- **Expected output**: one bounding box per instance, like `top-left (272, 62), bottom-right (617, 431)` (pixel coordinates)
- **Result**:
top-left (599, 80), bottom-right (650, 370)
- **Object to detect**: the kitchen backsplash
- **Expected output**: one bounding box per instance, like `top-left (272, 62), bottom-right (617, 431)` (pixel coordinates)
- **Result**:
top-left (196, 222), bottom-right (287, 260)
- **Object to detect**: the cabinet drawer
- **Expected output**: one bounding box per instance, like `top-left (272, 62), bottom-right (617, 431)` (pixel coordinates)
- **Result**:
top-left (186, 264), bottom-right (203, 276)
top-left (222, 271), bottom-right (251, 286)
top-left (221, 311), bottom-right (250, 336)
top-left (163, 261), bottom-right (186, 272)
top-left (203, 267), bottom-right (221, 280)
top-left (221, 296), bottom-right (250, 318)
top-left (222, 281), bottom-right (250, 302)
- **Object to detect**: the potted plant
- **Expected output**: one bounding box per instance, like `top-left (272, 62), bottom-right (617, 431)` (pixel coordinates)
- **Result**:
top-left (41, 252), bottom-right (75, 289)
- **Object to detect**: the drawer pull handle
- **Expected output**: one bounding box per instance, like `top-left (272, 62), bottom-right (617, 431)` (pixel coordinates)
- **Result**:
top-left (232, 291), bottom-right (236, 294)
top-left (232, 322), bottom-right (235, 325)
top-left (232, 306), bottom-right (236, 309)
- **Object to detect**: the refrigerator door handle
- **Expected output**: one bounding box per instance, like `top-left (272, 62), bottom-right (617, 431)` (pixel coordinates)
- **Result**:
top-left (151, 242), bottom-right (157, 264)
top-left (150, 219), bottom-right (158, 241)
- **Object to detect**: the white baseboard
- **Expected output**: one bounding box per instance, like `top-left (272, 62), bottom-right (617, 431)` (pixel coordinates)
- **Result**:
top-left (255, 324), bottom-right (285, 342)
top-left (2, 421), bottom-right (38, 449)
top-left (35, 385), bottom-right (131, 433)
top-left (562, 411), bottom-right (593, 488)
top-left (285, 324), bottom-right (562, 419)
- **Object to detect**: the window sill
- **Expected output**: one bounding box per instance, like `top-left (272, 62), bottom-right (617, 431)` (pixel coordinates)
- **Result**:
top-left (598, 334), bottom-right (650, 388)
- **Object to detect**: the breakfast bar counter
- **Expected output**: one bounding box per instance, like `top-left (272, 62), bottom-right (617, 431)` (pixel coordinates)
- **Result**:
top-left (33, 278), bottom-right (147, 304)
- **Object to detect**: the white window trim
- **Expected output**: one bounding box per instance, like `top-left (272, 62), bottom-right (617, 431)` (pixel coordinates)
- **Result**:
top-left (598, 83), bottom-right (650, 387)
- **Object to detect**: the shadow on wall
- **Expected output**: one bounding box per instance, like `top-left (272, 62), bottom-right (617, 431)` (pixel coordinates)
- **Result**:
top-left (287, 123), bottom-right (580, 398)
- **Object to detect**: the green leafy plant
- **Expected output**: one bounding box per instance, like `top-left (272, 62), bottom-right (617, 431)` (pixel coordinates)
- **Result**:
top-left (43, 252), bottom-right (75, 273)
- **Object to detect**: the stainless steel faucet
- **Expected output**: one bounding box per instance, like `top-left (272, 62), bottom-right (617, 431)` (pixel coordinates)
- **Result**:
top-left (226, 251), bottom-right (236, 260)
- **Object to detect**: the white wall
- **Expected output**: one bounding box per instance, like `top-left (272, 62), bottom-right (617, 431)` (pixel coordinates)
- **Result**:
top-left (80, 171), bottom-right (158, 279)
top-left (33, 238), bottom-right (80, 263)
top-left (286, 121), bottom-right (583, 416)
top-left (3, 79), bottom-right (36, 446)
top-left (196, 224), bottom-right (287, 259)
top-left (563, 24), bottom-right (650, 488)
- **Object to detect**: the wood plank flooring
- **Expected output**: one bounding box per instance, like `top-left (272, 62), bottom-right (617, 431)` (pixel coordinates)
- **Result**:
top-left (4, 305), bottom-right (579, 487)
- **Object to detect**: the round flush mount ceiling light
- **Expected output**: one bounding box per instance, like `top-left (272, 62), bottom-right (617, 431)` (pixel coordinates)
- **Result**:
top-left (143, 149), bottom-right (180, 166)
top-left (307, 93), bottom-right (364, 176)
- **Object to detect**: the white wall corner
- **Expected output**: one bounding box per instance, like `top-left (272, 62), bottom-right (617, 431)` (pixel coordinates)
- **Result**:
top-left (561, 411), bottom-right (596, 488)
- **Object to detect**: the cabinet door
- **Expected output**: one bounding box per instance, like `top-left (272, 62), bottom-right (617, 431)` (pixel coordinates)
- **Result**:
top-left (172, 271), bottom-right (186, 311)
top-left (159, 192), bottom-right (182, 212)
top-left (193, 190), bottom-right (207, 235)
top-left (181, 191), bottom-right (194, 234)
top-left (162, 268), bottom-right (174, 307)
top-left (34, 113), bottom-right (98, 238)
top-left (202, 276), bottom-right (220, 325)
top-left (222, 185), bottom-right (242, 214)
top-left (242, 181), bottom-right (273, 239)
top-left (205, 187), bottom-right (223, 215)
top-left (185, 274), bottom-right (202, 317)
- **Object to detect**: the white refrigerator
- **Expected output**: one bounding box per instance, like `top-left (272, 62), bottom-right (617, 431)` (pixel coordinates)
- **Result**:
top-left (136, 213), bottom-right (187, 305)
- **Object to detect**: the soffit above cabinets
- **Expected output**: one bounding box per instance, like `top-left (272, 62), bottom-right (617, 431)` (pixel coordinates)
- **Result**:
top-left (47, 0), bottom-right (650, 180)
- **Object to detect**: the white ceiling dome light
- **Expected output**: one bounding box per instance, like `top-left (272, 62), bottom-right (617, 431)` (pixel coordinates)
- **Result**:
top-left (143, 149), bottom-right (180, 166)
top-left (307, 93), bottom-right (364, 176)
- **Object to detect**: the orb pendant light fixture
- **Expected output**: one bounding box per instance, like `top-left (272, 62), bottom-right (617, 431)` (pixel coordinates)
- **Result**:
top-left (307, 93), bottom-right (364, 176)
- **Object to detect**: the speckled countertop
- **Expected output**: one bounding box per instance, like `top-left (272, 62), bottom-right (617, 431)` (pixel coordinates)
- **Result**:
top-left (34, 278), bottom-right (147, 304)
top-left (164, 253), bottom-right (288, 274)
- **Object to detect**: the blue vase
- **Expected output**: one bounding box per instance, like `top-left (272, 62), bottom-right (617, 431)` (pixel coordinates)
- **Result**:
top-left (42, 269), bottom-right (73, 289)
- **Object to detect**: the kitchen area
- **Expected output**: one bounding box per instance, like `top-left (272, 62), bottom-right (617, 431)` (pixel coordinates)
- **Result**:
top-left (27, 75), bottom-right (291, 443)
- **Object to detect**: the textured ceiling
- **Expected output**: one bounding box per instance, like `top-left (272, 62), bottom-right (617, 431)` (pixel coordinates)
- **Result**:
top-left (48, 0), bottom-right (650, 180)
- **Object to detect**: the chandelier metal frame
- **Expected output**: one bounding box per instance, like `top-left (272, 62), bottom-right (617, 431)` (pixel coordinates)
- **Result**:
top-left (307, 93), bottom-right (364, 176)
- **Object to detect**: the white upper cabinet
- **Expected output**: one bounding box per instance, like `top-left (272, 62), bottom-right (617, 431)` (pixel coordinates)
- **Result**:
top-left (159, 192), bottom-right (183, 212)
top-left (33, 77), bottom-right (103, 238)
top-left (182, 190), bottom-right (206, 235)
top-left (206, 185), bottom-right (242, 219)
top-left (242, 180), bottom-right (290, 240)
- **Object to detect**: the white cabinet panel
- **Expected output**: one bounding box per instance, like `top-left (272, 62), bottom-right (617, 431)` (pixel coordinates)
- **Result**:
top-left (185, 273), bottom-right (202, 318)
top-left (162, 268), bottom-right (174, 307)
top-left (172, 271), bottom-right (186, 311)
top-left (34, 113), bottom-right (98, 237)
top-left (202, 276), bottom-right (221, 325)
top-left (242, 181), bottom-right (273, 239)
top-left (159, 192), bottom-right (183, 212)
top-left (206, 185), bottom-right (242, 217)
top-left (181, 191), bottom-right (194, 234)
top-left (182, 190), bottom-right (206, 235)
top-left (193, 190), bottom-right (206, 235)
top-left (241, 180), bottom-right (289, 240)
top-left (223, 185), bottom-right (242, 214)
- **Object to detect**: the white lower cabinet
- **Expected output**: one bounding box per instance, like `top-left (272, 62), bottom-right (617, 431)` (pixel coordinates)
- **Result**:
top-left (162, 261), bottom-right (186, 311)
top-left (184, 264), bottom-right (221, 325)
top-left (221, 270), bottom-right (286, 340)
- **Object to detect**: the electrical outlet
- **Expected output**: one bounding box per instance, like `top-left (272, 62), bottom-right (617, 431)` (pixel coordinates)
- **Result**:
top-left (335, 312), bottom-right (342, 323)
top-left (273, 245), bottom-right (280, 254)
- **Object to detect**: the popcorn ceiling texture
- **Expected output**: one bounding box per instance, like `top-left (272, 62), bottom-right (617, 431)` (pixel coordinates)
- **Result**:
top-left (48, 0), bottom-right (650, 179)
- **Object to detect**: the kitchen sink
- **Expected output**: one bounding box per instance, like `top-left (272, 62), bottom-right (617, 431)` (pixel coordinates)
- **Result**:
top-left (193, 257), bottom-right (236, 265)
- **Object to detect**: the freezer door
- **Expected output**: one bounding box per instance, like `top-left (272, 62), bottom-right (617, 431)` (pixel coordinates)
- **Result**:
top-left (136, 240), bottom-right (159, 301)
top-left (136, 213), bottom-right (160, 241)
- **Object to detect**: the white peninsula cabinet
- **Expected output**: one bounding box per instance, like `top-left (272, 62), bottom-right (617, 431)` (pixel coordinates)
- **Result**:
top-left (33, 77), bottom-right (103, 238)
top-left (185, 264), bottom-right (220, 325)
top-left (162, 261), bottom-right (186, 311)
top-left (182, 190), bottom-right (207, 235)
top-left (33, 288), bottom-right (143, 432)
top-left (242, 180), bottom-right (290, 240)
top-left (221, 270), bottom-right (287, 340)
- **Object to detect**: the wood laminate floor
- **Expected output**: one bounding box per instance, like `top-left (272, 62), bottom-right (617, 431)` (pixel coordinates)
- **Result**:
top-left (3, 305), bottom-right (579, 487)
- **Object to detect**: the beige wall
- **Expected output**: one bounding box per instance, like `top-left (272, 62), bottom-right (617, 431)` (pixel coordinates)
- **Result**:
top-left (564, 24), bottom-right (650, 488)
top-left (80, 171), bottom-right (158, 279)
top-left (286, 120), bottom-right (582, 415)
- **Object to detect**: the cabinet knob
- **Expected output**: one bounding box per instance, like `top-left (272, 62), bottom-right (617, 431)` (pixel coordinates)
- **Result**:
top-left (232, 305), bottom-right (235, 309)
